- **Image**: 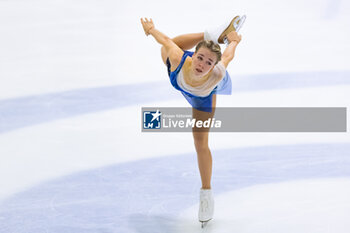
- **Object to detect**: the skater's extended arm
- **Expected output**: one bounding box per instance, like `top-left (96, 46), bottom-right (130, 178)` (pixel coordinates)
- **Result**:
top-left (141, 18), bottom-right (183, 65)
top-left (221, 31), bottom-right (242, 68)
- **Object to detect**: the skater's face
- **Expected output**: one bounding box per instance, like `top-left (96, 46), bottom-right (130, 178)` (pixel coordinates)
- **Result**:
top-left (192, 48), bottom-right (217, 77)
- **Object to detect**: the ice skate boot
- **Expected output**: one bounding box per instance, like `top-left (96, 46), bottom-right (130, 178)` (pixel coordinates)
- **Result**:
top-left (204, 15), bottom-right (246, 45)
top-left (198, 188), bottom-right (214, 228)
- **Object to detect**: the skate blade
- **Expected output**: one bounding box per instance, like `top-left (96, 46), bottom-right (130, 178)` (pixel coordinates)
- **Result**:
top-left (223, 15), bottom-right (247, 46)
top-left (235, 15), bottom-right (246, 33)
top-left (218, 16), bottom-right (240, 44)
top-left (200, 219), bottom-right (212, 228)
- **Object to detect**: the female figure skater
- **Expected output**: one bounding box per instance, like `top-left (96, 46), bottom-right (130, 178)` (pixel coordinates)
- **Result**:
top-left (141, 16), bottom-right (243, 227)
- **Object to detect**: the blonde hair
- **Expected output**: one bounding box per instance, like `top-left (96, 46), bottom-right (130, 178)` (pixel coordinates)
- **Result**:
top-left (195, 40), bottom-right (222, 64)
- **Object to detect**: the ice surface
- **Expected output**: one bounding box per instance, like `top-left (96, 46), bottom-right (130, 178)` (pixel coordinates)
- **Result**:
top-left (0, 0), bottom-right (349, 232)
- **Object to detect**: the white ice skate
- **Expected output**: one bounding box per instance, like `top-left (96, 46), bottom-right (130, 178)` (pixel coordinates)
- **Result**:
top-left (204, 15), bottom-right (247, 45)
top-left (198, 188), bottom-right (214, 228)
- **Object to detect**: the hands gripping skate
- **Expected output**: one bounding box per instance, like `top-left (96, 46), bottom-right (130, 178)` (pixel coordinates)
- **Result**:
top-left (204, 15), bottom-right (246, 46)
top-left (223, 15), bottom-right (246, 46)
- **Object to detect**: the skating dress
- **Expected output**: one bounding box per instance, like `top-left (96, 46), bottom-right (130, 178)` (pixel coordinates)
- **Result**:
top-left (166, 50), bottom-right (232, 112)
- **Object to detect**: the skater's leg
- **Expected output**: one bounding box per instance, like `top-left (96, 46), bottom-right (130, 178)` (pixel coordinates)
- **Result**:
top-left (193, 131), bottom-right (212, 189)
top-left (172, 33), bottom-right (204, 50)
top-left (192, 95), bottom-right (216, 189)
top-left (161, 33), bottom-right (204, 65)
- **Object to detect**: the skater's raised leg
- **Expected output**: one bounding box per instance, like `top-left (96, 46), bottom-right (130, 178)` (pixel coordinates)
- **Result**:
top-left (161, 33), bottom-right (204, 65)
top-left (172, 33), bottom-right (204, 50)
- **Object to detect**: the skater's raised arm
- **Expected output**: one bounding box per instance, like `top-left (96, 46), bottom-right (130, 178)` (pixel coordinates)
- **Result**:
top-left (221, 31), bottom-right (242, 68)
top-left (141, 18), bottom-right (183, 65)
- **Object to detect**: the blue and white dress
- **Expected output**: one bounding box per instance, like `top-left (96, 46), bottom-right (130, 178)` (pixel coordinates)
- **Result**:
top-left (166, 50), bottom-right (232, 112)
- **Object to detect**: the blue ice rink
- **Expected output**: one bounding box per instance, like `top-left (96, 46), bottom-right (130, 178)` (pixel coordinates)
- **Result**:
top-left (0, 0), bottom-right (349, 232)
top-left (1, 144), bottom-right (350, 232)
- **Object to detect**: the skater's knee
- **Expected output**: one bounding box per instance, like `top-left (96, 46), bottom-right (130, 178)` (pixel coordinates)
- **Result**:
top-left (195, 144), bottom-right (210, 155)
top-left (193, 132), bottom-right (209, 151)
top-left (161, 46), bottom-right (168, 65)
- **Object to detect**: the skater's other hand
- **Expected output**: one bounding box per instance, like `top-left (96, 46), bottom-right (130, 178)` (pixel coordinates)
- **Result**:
top-left (226, 31), bottom-right (242, 44)
top-left (141, 18), bottom-right (154, 36)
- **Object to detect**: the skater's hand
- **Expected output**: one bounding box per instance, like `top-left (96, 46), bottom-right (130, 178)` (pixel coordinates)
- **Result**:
top-left (221, 31), bottom-right (242, 68)
top-left (141, 18), bottom-right (155, 36)
top-left (226, 31), bottom-right (242, 44)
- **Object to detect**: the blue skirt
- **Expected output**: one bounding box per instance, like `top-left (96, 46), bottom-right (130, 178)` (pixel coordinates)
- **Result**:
top-left (166, 50), bottom-right (232, 112)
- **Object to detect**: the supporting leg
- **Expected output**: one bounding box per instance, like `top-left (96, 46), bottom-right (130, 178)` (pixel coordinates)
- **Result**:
top-left (192, 95), bottom-right (216, 189)
top-left (193, 95), bottom-right (217, 227)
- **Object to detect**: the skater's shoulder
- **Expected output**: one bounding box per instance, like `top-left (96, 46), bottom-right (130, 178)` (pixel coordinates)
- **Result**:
top-left (212, 61), bottom-right (226, 78)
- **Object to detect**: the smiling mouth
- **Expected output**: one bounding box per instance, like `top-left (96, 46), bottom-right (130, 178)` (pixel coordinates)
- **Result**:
top-left (196, 68), bottom-right (202, 73)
